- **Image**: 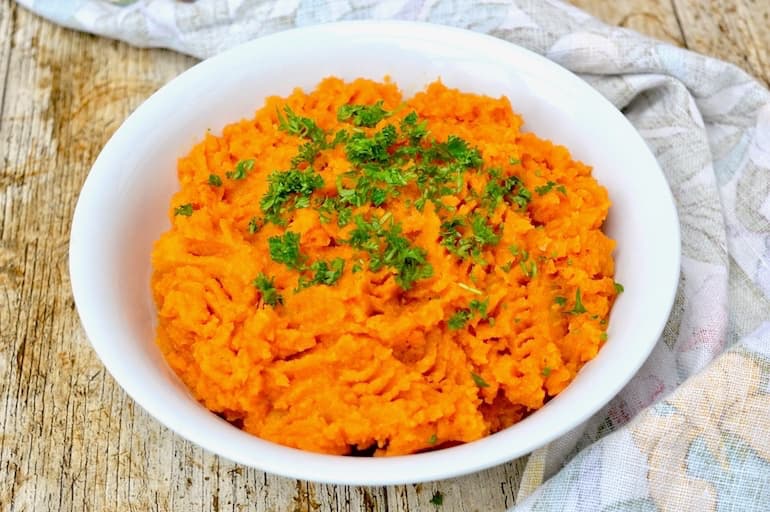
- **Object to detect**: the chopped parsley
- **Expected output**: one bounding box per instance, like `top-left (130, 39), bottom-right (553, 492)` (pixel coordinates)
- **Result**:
top-left (541, 367), bottom-right (552, 377)
top-left (428, 433), bottom-right (438, 446)
top-left (430, 491), bottom-right (444, 507)
top-left (469, 298), bottom-right (489, 319)
top-left (268, 231), bottom-right (304, 269)
top-left (520, 259), bottom-right (537, 279)
top-left (247, 217), bottom-right (260, 234)
top-left (252, 273), bottom-right (283, 307)
top-left (400, 111), bottom-right (428, 142)
top-left (208, 174), bottom-right (222, 187)
top-left (600, 332), bottom-right (608, 341)
top-left (337, 101), bottom-right (391, 127)
top-left (307, 258), bottom-right (345, 287)
top-left (569, 287), bottom-right (588, 315)
top-left (470, 372), bottom-right (489, 388)
top-left (535, 181), bottom-right (556, 195)
top-left (260, 168), bottom-right (324, 224)
top-left (447, 309), bottom-right (471, 330)
top-left (347, 214), bottom-right (433, 290)
top-left (226, 159), bottom-right (255, 180)
top-left (174, 203), bottom-right (193, 217)
top-left (614, 282), bottom-right (625, 293)
top-left (345, 124), bottom-right (398, 164)
top-left (276, 105), bottom-right (326, 143)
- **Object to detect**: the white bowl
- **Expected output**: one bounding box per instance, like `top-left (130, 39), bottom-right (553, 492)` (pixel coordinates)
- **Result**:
top-left (69, 21), bottom-right (680, 485)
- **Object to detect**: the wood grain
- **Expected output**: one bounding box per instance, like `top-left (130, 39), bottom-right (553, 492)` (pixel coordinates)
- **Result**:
top-left (0, 0), bottom-right (767, 510)
top-left (671, 0), bottom-right (770, 86)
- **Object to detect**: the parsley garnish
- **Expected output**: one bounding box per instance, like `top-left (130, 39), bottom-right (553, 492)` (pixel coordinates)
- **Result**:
top-left (430, 491), bottom-right (444, 507)
top-left (345, 124), bottom-right (398, 164)
top-left (535, 181), bottom-right (556, 195)
top-left (260, 168), bottom-right (324, 224)
top-left (247, 217), bottom-right (260, 234)
top-left (174, 203), bottom-right (193, 217)
top-left (509, 157), bottom-right (521, 165)
top-left (347, 214), bottom-right (433, 290)
top-left (447, 309), bottom-right (471, 330)
top-left (600, 332), bottom-right (608, 341)
top-left (337, 101), bottom-right (391, 127)
top-left (542, 367), bottom-right (552, 377)
top-left (268, 231), bottom-right (304, 269)
top-left (226, 159), bottom-right (255, 180)
top-left (400, 111), bottom-right (428, 142)
top-left (554, 296), bottom-right (567, 306)
top-left (520, 259), bottom-right (537, 279)
top-left (469, 298), bottom-right (489, 319)
top-left (428, 433), bottom-right (438, 446)
top-left (614, 282), bottom-right (624, 293)
top-left (276, 105), bottom-right (326, 143)
top-left (252, 273), bottom-right (283, 307)
top-left (208, 174), bottom-right (222, 187)
top-left (470, 372), bottom-right (489, 388)
top-left (307, 258), bottom-right (345, 287)
top-left (569, 287), bottom-right (587, 315)
top-left (471, 215), bottom-right (500, 249)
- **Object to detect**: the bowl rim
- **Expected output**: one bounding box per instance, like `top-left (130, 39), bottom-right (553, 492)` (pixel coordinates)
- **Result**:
top-left (69, 20), bottom-right (681, 485)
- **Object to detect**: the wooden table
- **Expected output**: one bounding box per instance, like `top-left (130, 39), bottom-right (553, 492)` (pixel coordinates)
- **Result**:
top-left (1, 1), bottom-right (767, 510)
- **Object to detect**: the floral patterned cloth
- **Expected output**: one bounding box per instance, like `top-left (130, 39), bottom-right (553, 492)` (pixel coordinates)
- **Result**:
top-left (16, 0), bottom-right (770, 510)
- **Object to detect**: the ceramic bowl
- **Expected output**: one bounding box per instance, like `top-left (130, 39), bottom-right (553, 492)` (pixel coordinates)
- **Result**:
top-left (69, 21), bottom-right (680, 485)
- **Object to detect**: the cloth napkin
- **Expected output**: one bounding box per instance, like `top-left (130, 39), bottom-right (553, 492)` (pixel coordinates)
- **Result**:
top-left (17, 0), bottom-right (770, 510)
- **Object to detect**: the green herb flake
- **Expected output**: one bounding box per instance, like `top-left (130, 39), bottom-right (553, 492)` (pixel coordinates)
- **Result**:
top-left (554, 296), bottom-right (567, 306)
top-left (430, 491), bottom-right (444, 507)
top-left (252, 273), bottom-right (283, 307)
top-left (469, 298), bottom-right (489, 319)
top-left (509, 157), bottom-right (521, 165)
top-left (337, 101), bottom-right (391, 127)
top-left (307, 257), bottom-right (345, 287)
top-left (614, 282), bottom-right (625, 294)
top-left (174, 203), bottom-right (193, 217)
top-left (569, 287), bottom-right (588, 315)
top-left (541, 367), bottom-right (552, 377)
top-left (276, 105), bottom-right (326, 143)
top-left (268, 231), bottom-right (304, 269)
top-left (247, 217), bottom-right (260, 234)
top-left (447, 309), bottom-right (471, 330)
top-left (520, 259), bottom-right (537, 279)
top-left (208, 174), bottom-right (223, 187)
top-left (470, 372), bottom-right (489, 388)
top-left (428, 433), bottom-right (438, 446)
top-left (260, 168), bottom-right (324, 224)
top-left (226, 159), bottom-right (255, 180)
top-left (556, 184), bottom-right (567, 195)
top-left (600, 332), bottom-right (608, 341)
top-left (535, 181), bottom-right (556, 196)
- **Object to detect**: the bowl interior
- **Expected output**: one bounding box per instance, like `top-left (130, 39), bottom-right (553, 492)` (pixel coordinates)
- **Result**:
top-left (70, 21), bottom-right (679, 485)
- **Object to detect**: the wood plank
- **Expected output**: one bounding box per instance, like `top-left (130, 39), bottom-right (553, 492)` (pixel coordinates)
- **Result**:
top-left (569, 0), bottom-right (685, 46)
top-left (671, 0), bottom-right (770, 86)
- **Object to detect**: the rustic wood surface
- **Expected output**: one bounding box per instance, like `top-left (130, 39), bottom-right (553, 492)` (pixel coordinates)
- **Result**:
top-left (0, 1), bottom-right (767, 511)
